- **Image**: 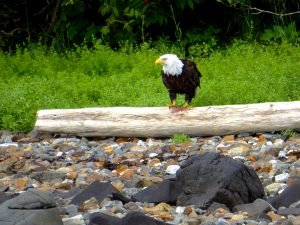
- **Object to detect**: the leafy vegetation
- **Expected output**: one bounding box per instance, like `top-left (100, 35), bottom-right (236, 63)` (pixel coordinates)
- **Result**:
top-left (171, 133), bottom-right (192, 144)
top-left (280, 129), bottom-right (299, 138)
top-left (1, 0), bottom-right (299, 50)
top-left (0, 41), bottom-right (299, 132)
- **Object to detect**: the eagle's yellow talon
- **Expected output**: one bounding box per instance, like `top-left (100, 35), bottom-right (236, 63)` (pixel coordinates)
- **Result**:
top-left (166, 100), bottom-right (176, 108)
top-left (182, 103), bottom-right (190, 108)
top-left (166, 104), bottom-right (176, 108)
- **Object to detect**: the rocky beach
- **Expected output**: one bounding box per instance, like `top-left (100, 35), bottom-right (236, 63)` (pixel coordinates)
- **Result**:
top-left (0, 130), bottom-right (300, 225)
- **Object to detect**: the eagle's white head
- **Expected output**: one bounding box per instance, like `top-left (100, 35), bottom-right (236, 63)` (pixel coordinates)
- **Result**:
top-left (155, 54), bottom-right (184, 76)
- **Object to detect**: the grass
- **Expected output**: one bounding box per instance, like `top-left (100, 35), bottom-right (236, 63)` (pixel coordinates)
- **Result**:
top-left (0, 41), bottom-right (299, 132)
top-left (171, 133), bottom-right (192, 144)
top-left (280, 128), bottom-right (299, 138)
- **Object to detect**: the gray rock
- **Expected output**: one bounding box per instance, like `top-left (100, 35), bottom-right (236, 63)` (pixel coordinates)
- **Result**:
top-left (207, 202), bottom-right (230, 214)
top-left (234, 198), bottom-right (275, 219)
top-left (132, 179), bottom-right (182, 204)
top-left (0, 189), bottom-right (63, 225)
top-left (123, 202), bottom-right (143, 212)
top-left (88, 212), bottom-right (122, 225)
top-left (53, 188), bottom-right (82, 199)
top-left (7, 189), bottom-right (56, 209)
top-left (30, 171), bottom-right (67, 183)
top-left (122, 211), bottom-right (168, 225)
top-left (268, 181), bottom-right (300, 209)
top-left (0, 192), bottom-right (16, 205)
top-left (176, 152), bottom-right (265, 209)
top-left (290, 200), bottom-right (300, 208)
top-left (277, 207), bottom-right (300, 216)
top-left (286, 215), bottom-right (300, 225)
top-left (281, 219), bottom-right (295, 225)
top-left (65, 204), bottom-right (79, 216)
top-left (216, 218), bottom-right (230, 225)
top-left (0, 130), bottom-right (13, 143)
top-left (201, 221), bottom-right (217, 225)
top-left (71, 181), bottom-right (129, 205)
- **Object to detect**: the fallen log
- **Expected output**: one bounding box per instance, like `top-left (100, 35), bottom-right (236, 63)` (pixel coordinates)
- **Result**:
top-left (34, 101), bottom-right (300, 137)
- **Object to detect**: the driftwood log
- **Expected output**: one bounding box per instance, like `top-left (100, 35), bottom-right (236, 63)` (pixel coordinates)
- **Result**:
top-left (34, 101), bottom-right (300, 137)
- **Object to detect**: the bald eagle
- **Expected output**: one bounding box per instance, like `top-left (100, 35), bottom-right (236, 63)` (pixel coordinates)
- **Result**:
top-left (155, 54), bottom-right (201, 107)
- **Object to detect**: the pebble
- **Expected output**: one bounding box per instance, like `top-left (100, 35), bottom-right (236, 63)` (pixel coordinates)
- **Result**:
top-left (165, 165), bottom-right (180, 175)
top-left (0, 131), bottom-right (299, 225)
top-left (274, 173), bottom-right (289, 183)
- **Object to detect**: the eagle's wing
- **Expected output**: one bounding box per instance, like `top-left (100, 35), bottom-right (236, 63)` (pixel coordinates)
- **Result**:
top-left (183, 60), bottom-right (201, 88)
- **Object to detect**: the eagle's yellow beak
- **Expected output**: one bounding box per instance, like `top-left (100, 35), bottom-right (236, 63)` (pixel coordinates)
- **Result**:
top-left (155, 58), bottom-right (164, 65)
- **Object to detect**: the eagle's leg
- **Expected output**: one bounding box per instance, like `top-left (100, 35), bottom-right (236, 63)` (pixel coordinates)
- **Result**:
top-left (183, 94), bottom-right (193, 108)
top-left (166, 92), bottom-right (176, 107)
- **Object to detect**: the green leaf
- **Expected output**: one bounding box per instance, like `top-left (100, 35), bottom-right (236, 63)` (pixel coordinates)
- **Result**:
top-left (134, 10), bottom-right (140, 18)
top-left (129, 8), bottom-right (135, 17)
top-left (177, 0), bottom-right (186, 10)
top-left (124, 20), bottom-right (134, 33)
top-left (101, 26), bottom-right (110, 35)
top-left (261, 29), bottom-right (274, 41)
top-left (112, 7), bottom-right (119, 17)
top-left (99, 4), bottom-right (110, 16)
top-left (187, 0), bottom-right (195, 9)
top-left (124, 7), bottom-right (130, 14)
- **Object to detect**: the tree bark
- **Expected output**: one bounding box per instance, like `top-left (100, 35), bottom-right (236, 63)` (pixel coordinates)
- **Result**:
top-left (34, 101), bottom-right (300, 137)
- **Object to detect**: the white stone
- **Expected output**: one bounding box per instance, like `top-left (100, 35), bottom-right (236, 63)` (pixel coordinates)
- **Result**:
top-left (273, 139), bottom-right (284, 148)
top-left (216, 143), bottom-right (226, 149)
top-left (0, 143), bottom-right (18, 148)
top-left (56, 152), bottom-right (64, 157)
top-left (57, 167), bottom-right (73, 173)
top-left (274, 173), bottom-right (289, 183)
top-left (278, 150), bottom-right (287, 159)
top-left (111, 144), bottom-right (121, 151)
top-left (269, 159), bottom-right (278, 166)
top-left (147, 138), bottom-right (158, 147)
top-left (233, 156), bottom-right (247, 161)
top-left (154, 162), bottom-right (162, 167)
top-left (175, 206), bottom-right (185, 214)
top-left (166, 165), bottom-right (180, 175)
top-left (137, 140), bottom-right (146, 147)
top-left (149, 152), bottom-right (158, 158)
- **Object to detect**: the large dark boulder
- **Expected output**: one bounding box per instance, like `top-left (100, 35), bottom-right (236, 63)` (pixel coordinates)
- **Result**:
top-left (132, 179), bottom-right (182, 204)
top-left (176, 152), bottom-right (265, 209)
top-left (0, 189), bottom-right (63, 225)
top-left (71, 181), bottom-right (130, 205)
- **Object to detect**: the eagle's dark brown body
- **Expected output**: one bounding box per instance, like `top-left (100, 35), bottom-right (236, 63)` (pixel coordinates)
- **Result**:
top-left (162, 60), bottom-right (201, 104)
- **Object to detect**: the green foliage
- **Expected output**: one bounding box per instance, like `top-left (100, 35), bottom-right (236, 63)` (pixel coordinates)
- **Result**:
top-left (171, 133), bottom-right (192, 144)
top-left (1, 0), bottom-right (300, 50)
top-left (261, 23), bottom-right (299, 42)
top-left (0, 41), bottom-right (299, 132)
top-left (217, 0), bottom-right (250, 6)
top-left (280, 129), bottom-right (299, 138)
